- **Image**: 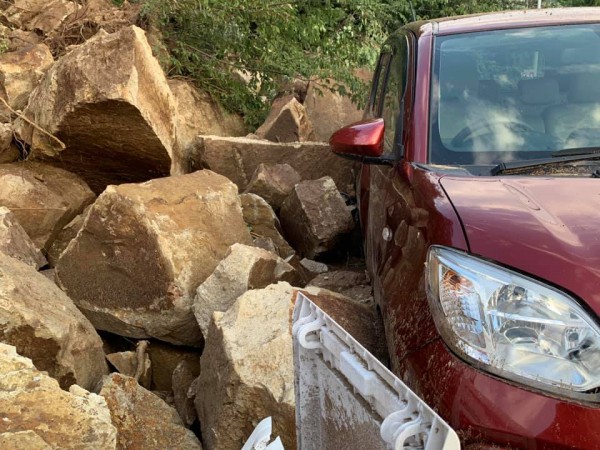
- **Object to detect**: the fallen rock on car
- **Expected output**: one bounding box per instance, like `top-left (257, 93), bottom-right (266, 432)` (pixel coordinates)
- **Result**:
top-left (255, 95), bottom-right (313, 143)
top-left (244, 163), bottom-right (302, 211)
top-left (193, 243), bottom-right (299, 337)
top-left (195, 282), bottom-right (296, 450)
top-left (0, 253), bottom-right (107, 390)
top-left (0, 207), bottom-right (47, 269)
top-left (0, 343), bottom-right (117, 449)
top-left (0, 162), bottom-right (95, 250)
top-left (15, 26), bottom-right (179, 193)
top-left (189, 135), bottom-right (356, 194)
top-left (280, 176), bottom-right (354, 258)
top-left (101, 373), bottom-right (202, 450)
top-left (55, 171), bottom-right (251, 346)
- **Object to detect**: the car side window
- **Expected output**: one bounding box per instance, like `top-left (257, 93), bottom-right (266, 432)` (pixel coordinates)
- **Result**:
top-left (381, 35), bottom-right (409, 156)
top-left (368, 51), bottom-right (391, 118)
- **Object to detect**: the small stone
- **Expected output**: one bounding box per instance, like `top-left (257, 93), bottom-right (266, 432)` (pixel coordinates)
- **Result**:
top-left (255, 95), bottom-right (313, 143)
top-left (106, 350), bottom-right (152, 389)
top-left (300, 258), bottom-right (328, 275)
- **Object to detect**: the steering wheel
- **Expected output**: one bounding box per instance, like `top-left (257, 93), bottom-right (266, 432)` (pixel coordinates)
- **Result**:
top-left (451, 120), bottom-right (535, 147)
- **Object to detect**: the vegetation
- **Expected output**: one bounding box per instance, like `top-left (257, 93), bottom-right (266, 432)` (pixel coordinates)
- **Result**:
top-left (139, 0), bottom-right (598, 127)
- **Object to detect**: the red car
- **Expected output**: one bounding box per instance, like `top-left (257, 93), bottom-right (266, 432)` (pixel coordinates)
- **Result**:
top-left (331, 8), bottom-right (600, 449)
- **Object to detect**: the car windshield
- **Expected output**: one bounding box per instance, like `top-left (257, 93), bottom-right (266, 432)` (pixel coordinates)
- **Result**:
top-left (429, 24), bottom-right (600, 166)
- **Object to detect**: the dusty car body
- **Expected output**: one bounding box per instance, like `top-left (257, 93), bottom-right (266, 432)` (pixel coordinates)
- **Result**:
top-left (331, 8), bottom-right (600, 449)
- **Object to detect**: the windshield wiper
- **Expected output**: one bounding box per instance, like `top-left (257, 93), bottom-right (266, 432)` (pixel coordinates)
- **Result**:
top-left (491, 153), bottom-right (600, 176)
top-left (552, 147), bottom-right (600, 157)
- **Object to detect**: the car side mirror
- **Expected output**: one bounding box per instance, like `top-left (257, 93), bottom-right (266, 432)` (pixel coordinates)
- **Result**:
top-left (330, 118), bottom-right (389, 163)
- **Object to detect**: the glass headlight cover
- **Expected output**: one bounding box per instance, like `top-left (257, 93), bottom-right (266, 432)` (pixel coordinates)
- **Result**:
top-left (426, 246), bottom-right (600, 393)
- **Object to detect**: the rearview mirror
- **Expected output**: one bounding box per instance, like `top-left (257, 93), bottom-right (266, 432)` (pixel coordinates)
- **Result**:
top-left (330, 118), bottom-right (384, 159)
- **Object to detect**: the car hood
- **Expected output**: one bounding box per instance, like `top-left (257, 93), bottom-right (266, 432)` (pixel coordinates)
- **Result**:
top-left (440, 176), bottom-right (600, 314)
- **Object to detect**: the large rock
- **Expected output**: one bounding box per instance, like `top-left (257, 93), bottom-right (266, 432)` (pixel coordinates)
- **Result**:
top-left (0, 343), bottom-right (117, 449)
top-left (240, 193), bottom-right (294, 258)
top-left (190, 135), bottom-right (356, 195)
top-left (244, 163), bottom-right (301, 211)
top-left (0, 162), bottom-right (95, 250)
top-left (55, 171), bottom-right (251, 346)
top-left (0, 43), bottom-right (54, 113)
top-left (280, 176), bottom-right (354, 258)
top-left (15, 26), bottom-right (180, 193)
top-left (193, 243), bottom-right (299, 337)
top-left (46, 206), bottom-right (90, 266)
top-left (101, 373), bottom-right (202, 450)
top-left (0, 206), bottom-right (46, 269)
top-left (195, 282), bottom-right (296, 450)
top-left (169, 79), bottom-right (246, 152)
top-left (255, 95), bottom-right (313, 143)
top-left (2, 0), bottom-right (80, 35)
top-left (0, 254), bottom-right (107, 390)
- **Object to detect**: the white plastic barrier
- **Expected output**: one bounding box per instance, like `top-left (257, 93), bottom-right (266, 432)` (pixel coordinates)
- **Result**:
top-left (242, 417), bottom-right (284, 450)
top-left (292, 292), bottom-right (461, 450)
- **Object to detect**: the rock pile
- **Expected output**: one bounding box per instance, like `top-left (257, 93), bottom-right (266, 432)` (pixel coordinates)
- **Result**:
top-left (0, 2), bottom-right (378, 448)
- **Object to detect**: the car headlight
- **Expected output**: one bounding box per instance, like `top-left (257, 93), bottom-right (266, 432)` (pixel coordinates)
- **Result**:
top-left (426, 246), bottom-right (600, 394)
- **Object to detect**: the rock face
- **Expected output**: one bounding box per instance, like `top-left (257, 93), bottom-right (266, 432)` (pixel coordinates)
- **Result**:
top-left (0, 162), bottom-right (95, 250)
top-left (255, 95), bottom-right (313, 143)
top-left (190, 135), bottom-right (356, 195)
top-left (0, 207), bottom-right (47, 269)
top-left (0, 43), bottom-right (54, 112)
top-left (169, 79), bottom-right (246, 152)
top-left (0, 343), bottom-right (117, 449)
top-left (101, 373), bottom-right (202, 450)
top-left (280, 176), bottom-right (354, 258)
top-left (46, 206), bottom-right (89, 266)
top-left (55, 171), bottom-right (251, 346)
top-left (0, 254), bottom-right (107, 390)
top-left (15, 26), bottom-right (180, 193)
top-left (240, 193), bottom-right (294, 258)
top-left (193, 243), bottom-right (299, 336)
top-left (244, 163), bottom-right (301, 211)
top-left (195, 282), bottom-right (296, 450)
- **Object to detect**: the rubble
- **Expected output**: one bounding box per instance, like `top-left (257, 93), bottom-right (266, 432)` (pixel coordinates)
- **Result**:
top-left (244, 163), bottom-right (302, 210)
top-left (55, 170), bottom-right (251, 346)
top-left (0, 206), bottom-right (47, 269)
top-left (195, 282), bottom-right (296, 450)
top-left (280, 176), bottom-right (354, 258)
top-left (193, 243), bottom-right (299, 336)
top-left (0, 343), bottom-right (117, 449)
top-left (255, 95), bottom-right (313, 143)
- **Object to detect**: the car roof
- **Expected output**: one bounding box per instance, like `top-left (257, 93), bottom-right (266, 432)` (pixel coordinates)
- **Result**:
top-left (405, 7), bottom-right (600, 37)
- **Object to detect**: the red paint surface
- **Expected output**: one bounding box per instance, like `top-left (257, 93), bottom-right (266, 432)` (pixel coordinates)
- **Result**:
top-left (329, 118), bottom-right (384, 157)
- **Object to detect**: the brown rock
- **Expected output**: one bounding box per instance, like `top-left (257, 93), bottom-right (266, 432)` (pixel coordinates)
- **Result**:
top-left (106, 350), bottom-right (152, 389)
top-left (244, 163), bottom-right (301, 210)
top-left (255, 95), bottom-right (313, 143)
top-left (101, 373), bottom-right (202, 450)
top-left (0, 253), bottom-right (107, 390)
top-left (0, 43), bottom-right (54, 112)
top-left (0, 123), bottom-right (18, 163)
top-left (0, 343), bottom-right (117, 449)
top-left (240, 193), bottom-right (294, 259)
top-left (146, 340), bottom-right (200, 391)
top-left (308, 270), bottom-right (373, 304)
top-left (0, 162), bottom-right (95, 250)
top-left (5, 28), bottom-right (43, 52)
top-left (190, 135), bottom-right (356, 195)
top-left (2, 0), bottom-right (80, 35)
top-left (280, 176), bottom-right (354, 258)
top-left (55, 171), bottom-right (252, 346)
top-left (193, 243), bottom-right (299, 337)
top-left (0, 206), bottom-right (46, 269)
top-left (15, 26), bottom-right (180, 193)
top-left (172, 360), bottom-right (199, 427)
top-left (46, 205), bottom-right (90, 266)
top-left (195, 282), bottom-right (296, 450)
top-left (169, 78), bottom-right (246, 152)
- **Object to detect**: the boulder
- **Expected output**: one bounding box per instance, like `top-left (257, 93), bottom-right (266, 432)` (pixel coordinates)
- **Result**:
top-left (0, 254), bottom-right (107, 390)
top-left (240, 193), bottom-right (294, 259)
top-left (15, 26), bottom-right (180, 193)
top-left (190, 135), bottom-right (356, 195)
top-left (106, 350), bottom-right (152, 389)
top-left (172, 360), bottom-right (199, 427)
top-left (280, 176), bottom-right (354, 258)
top-left (308, 269), bottom-right (373, 304)
top-left (193, 243), bottom-right (299, 337)
top-left (169, 79), bottom-right (246, 152)
top-left (0, 43), bottom-right (54, 113)
top-left (46, 206), bottom-right (90, 266)
top-left (0, 162), bottom-right (94, 250)
top-left (244, 163), bottom-right (301, 210)
top-left (195, 282), bottom-right (296, 450)
top-left (146, 340), bottom-right (200, 391)
top-left (101, 373), bottom-right (202, 450)
top-left (55, 171), bottom-right (251, 346)
top-left (0, 343), bottom-right (117, 449)
top-left (2, 0), bottom-right (80, 36)
top-left (255, 95), bottom-right (313, 143)
top-left (0, 206), bottom-right (47, 269)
